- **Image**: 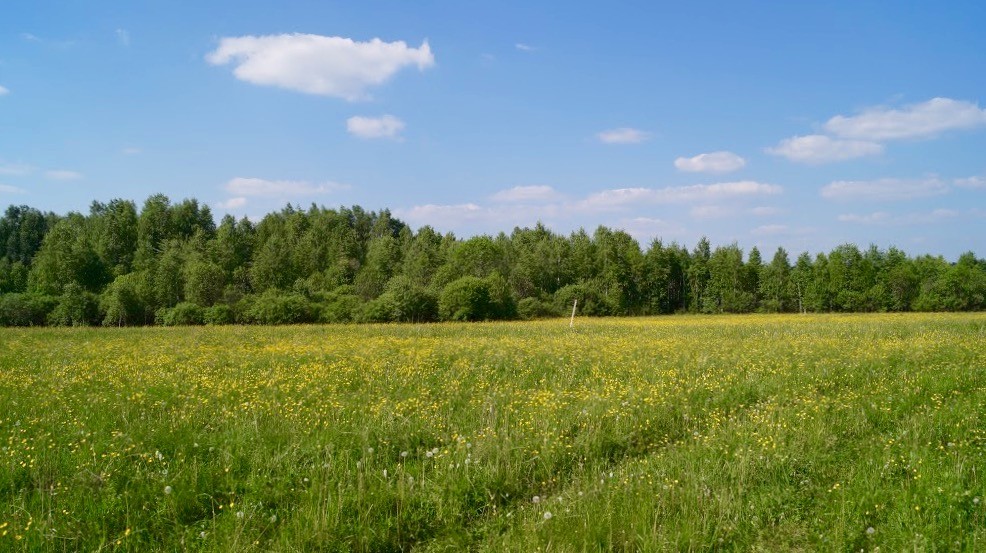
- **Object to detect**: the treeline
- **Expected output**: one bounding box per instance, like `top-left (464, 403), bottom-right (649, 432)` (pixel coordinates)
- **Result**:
top-left (0, 195), bottom-right (984, 326)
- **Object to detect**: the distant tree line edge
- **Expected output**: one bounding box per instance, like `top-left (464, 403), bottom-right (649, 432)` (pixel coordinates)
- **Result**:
top-left (0, 196), bottom-right (984, 327)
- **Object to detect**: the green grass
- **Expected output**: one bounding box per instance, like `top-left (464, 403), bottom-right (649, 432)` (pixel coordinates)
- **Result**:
top-left (1, 313), bottom-right (985, 551)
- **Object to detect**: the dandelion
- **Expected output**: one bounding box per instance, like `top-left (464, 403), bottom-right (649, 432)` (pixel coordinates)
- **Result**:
top-left (199, 531), bottom-right (206, 539)
top-left (269, 515), bottom-right (277, 523)
top-left (236, 511), bottom-right (244, 519)
top-left (163, 485), bottom-right (172, 495)
top-left (974, 497), bottom-right (981, 505)
top-left (400, 451), bottom-right (408, 458)
top-left (532, 495), bottom-right (541, 504)
top-left (382, 469), bottom-right (388, 478)
top-left (866, 527), bottom-right (875, 535)
top-left (367, 447), bottom-right (374, 453)
top-left (426, 451), bottom-right (434, 458)
top-left (543, 511), bottom-right (553, 520)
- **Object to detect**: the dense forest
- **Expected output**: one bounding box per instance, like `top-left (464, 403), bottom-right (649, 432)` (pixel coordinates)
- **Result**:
top-left (0, 195), bottom-right (984, 326)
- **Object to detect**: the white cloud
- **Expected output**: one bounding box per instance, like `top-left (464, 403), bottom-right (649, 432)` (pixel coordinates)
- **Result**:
top-left (955, 176), bottom-right (986, 189)
top-left (674, 151), bottom-right (746, 173)
top-left (597, 127), bottom-right (651, 144)
top-left (121, 147), bottom-right (141, 155)
top-left (0, 184), bottom-right (26, 194)
top-left (224, 177), bottom-right (349, 197)
top-left (490, 185), bottom-right (560, 203)
top-left (578, 181), bottom-right (780, 211)
top-left (206, 34), bottom-right (435, 100)
top-left (515, 43), bottom-right (535, 52)
top-left (45, 169), bottom-right (83, 180)
top-left (838, 209), bottom-right (959, 225)
top-left (750, 206), bottom-right (783, 216)
top-left (821, 177), bottom-right (948, 201)
top-left (766, 134), bottom-right (883, 163)
top-left (751, 224), bottom-right (789, 236)
top-left (346, 115), bottom-right (405, 140)
top-left (824, 97), bottom-right (986, 141)
top-left (0, 163), bottom-right (32, 176)
top-left (215, 197), bottom-right (247, 209)
top-left (116, 29), bottom-right (130, 46)
top-left (0, 85), bottom-right (8, 96)
top-left (689, 205), bottom-right (734, 219)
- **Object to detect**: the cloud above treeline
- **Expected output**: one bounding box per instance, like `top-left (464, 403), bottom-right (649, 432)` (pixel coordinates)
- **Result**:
top-left (674, 151), bottom-right (746, 173)
top-left (346, 115), bottom-right (405, 139)
top-left (206, 33), bottom-right (435, 100)
top-left (767, 97), bottom-right (986, 164)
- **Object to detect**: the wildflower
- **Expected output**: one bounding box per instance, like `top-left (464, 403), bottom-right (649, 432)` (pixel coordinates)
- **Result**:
top-left (866, 527), bottom-right (875, 535)
top-left (543, 511), bottom-right (553, 520)
top-left (532, 495), bottom-right (541, 504)
top-left (269, 515), bottom-right (277, 523)
top-left (236, 511), bottom-right (244, 519)
top-left (400, 451), bottom-right (408, 458)
top-left (382, 469), bottom-right (388, 478)
top-left (164, 485), bottom-right (172, 495)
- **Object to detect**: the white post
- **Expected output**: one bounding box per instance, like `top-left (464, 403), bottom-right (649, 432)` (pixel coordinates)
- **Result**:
top-left (569, 299), bottom-right (578, 328)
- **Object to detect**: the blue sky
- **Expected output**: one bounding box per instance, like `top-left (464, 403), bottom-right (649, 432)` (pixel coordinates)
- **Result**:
top-left (1, 1), bottom-right (985, 258)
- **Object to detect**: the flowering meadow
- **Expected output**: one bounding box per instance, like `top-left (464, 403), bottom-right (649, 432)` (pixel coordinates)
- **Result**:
top-left (1, 314), bottom-right (985, 551)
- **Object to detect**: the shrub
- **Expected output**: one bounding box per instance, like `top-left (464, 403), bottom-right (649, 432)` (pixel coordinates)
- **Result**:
top-left (517, 297), bottom-right (560, 320)
top-left (158, 302), bottom-right (205, 326)
top-left (203, 304), bottom-right (234, 325)
top-left (439, 276), bottom-right (491, 321)
top-left (48, 283), bottom-right (101, 326)
top-left (240, 291), bottom-right (315, 325)
top-left (0, 293), bottom-right (57, 326)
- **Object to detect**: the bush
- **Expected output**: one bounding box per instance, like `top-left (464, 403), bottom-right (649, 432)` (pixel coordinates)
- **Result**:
top-left (157, 302), bottom-right (205, 326)
top-left (240, 291), bottom-right (315, 325)
top-left (359, 293), bottom-right (399, 323)
top-left (517, 297), bottom-right (560, 320)
top-left (0, 293), bottom-right (57, 326)
top-left (203, 304), bottom-right (234, 325)
top-left (553, 282), bottom-right (615, 317)
top-left (385, 276), bottom-right (438, 323)
top-left (317, 287), bottom-right (362, 323)
top-left (439, 276), bottom-right (491, 321)
top-left (48, 283), bottom-right (101, 326)
top-left (101, 273), bottom-right (148, 326)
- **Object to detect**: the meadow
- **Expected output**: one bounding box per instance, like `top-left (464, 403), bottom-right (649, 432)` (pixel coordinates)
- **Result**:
top-left (1, 314), bottom-right (985, 551)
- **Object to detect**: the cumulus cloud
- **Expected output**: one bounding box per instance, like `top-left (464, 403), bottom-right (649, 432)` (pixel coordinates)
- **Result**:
top-left (674, 151), bottom-right (746, 173)
top-left (766, 134), bottom-right (883, 163)
top-left (224, 177), bottom-right (349, 197)
top-left (618, 217), bottom-right (686, 241)
top-left (825, 97), bottom-right (986, 141)
top-left (45, 169), bottom-right (83, 180)
top-left (821, 177), bottom-right (947, 201)
top-left (346, 115), bottom-right (405, 139)
top-left (515, 43), bottom-right (535, 51)
top-left (206, 34), bottom-right (434, 100)
top-left (597, 127), bottom-right (651, 144)
top-left (578, 181), bottom-right (781, 211)
top-left (955, 176), bottom-right (986, 189)
top-left (490, 185), bottom-right (560, 203)
top-left (0, 85), bottom-right (8, 96)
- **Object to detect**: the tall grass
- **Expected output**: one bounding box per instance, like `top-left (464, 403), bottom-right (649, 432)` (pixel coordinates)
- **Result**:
top-left (1, 314), bottom-right (984, 550)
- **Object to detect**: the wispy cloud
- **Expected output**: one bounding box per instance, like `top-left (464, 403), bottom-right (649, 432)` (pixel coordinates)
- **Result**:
top-left (121, 147), bottom-right (142, 156)
top-left (578, 181), bottom-right (781, 211)
top-left (821, 177), bottom-right (947, 201)
top-left (751, 224), bottom-right (789, 236)
top-left (597, 127), bottom-right (651, 144)
top-left (838, 209), bottom-right (959, 225)
top-left (206, 34), bottom-right (434, 100)
top-left (224, 177), bottom-right (349, 197)
top-left (766, 134), bottom-right (883, 163)
top-left (215, 197), bottom-right (247, 210)
top-left (955, 176), bottom-right (986, 189)
top-left (0, 163), bottom-right (33, 176)
top-left (45, 169), bottom-right (83, 181)
top-left (115, 29), bottom-right (130, 47)
top-left (674, 151), bottom-right (746, 173)
top-left (825, 97), bottom-right (986, 141)
top-left (346, 115), bottom-right (405, 140)
top-left (515, 43), bottom-right (535, 52)
top-left (0, 184), bottom-right (27, 194)
top-left (490, 185), bottom-right (561, 203)
top-left (0, 85), bottom-right (8, 96)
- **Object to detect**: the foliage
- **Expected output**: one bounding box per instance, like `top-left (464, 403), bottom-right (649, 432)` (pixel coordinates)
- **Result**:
top-left (2, 194), bottom-right (986, 327)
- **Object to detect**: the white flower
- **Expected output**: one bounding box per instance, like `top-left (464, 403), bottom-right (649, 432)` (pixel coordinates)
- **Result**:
top-left (400, 451), bottom-right (408, 458)
top-left (269, 514), bottom-right (277, 523)
top-left (382, 469), bottom-right (388, 478)
top-left (543, 511), bottom-right (553, 520)
top-left (164, 485), bottom-right (172, 495)
top-left (426, 451), bottom-right (434, 458)
top-left (532, 495), bottom-right (541, 504)
top-left (236, 511), bottom-right (244, 519)
top-left (367, 447), bottom-right (374, 453)
top-left (866, 527), bottom-right (875, 535)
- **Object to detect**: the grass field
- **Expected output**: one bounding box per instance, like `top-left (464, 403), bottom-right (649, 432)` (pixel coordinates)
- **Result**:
top-left (1, 314), bottom-right (985, 551)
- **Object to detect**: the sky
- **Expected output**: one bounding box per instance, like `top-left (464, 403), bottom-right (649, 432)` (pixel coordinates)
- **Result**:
top-left (1, 1), bottom-right (985, 259)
